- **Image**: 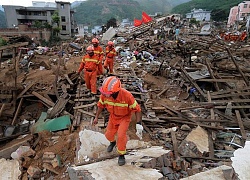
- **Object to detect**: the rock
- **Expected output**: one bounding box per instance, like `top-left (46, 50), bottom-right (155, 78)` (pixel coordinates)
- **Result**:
top-left (181, 124), bottom-right (191, 131)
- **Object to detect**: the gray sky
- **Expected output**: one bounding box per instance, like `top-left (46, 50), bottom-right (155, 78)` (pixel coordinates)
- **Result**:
top-left (0, 0), bottom-right (75, 6)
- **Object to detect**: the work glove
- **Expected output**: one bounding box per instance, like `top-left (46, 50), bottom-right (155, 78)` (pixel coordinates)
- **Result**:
top-left (136, 122), bottom-right (143, 140)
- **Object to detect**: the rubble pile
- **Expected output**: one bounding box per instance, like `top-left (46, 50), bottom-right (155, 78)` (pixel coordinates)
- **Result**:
top-left (0, 15), bottom-right (250, 179)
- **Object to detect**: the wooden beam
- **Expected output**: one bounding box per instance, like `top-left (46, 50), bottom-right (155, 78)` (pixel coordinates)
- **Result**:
top-left (64, 74), bottom-right (74, 85)
top-left (78, 109), bottom-right (95, 117)
top-left (227, 48), bottom-right (249, 86)
top-left (17, 81), bottom-right (35, 99)
top-left (0, 104), bottom-right (6, 118)
top-left (235, 110), bottom-right (247, 140)
top-left (0, 42), bottom-right (29, 51)
top-left (32, 91), bottom-right (55, 107)
top-left (215, 105), bottom-right (250, 109)
top-left (196, 79), bottom-right (239, 82)
top-left (205, 58), bottom-right (219, 91)
top-left (11, 98), bottom-right (24, 125)
top-left (73, 102), bottom-right (97, 109)
top-left (179, 66), bottom-right (207, 100)
top-left (171, 131), bottom-right (179, 159)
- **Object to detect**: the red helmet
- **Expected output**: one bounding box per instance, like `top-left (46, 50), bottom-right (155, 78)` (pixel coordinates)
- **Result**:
top-left (99, 76), bottom-right (121, 95)
top-left (86, 46), bottom-right (94, 51)
top-left (108, 41), bottom-right (114, 46)
top-left (92, 38), bottom-right (99, 43)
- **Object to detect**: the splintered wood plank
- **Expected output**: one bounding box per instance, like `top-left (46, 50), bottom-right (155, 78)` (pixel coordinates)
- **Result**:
top-left (73, 102), bottom-right (97, 110)
top-left (215, 105), bottom-right (250, 109)
top-left (171, 130), bottom-right (179, 159)
top-left (32, 91), bottom-right (55, 107)
top-left (11, 98), bottom-right (24, 125)
top-left (235, 110), bottom-right (247, 140)
top-left (227, 48), bottom-right (249, 86)
top-left (17, 81), bottom-right (35, 99)
top-left (207, 92), bottom-right (216, 141)
top-left (64, 74), bottom-right (74, 85)
top-left (78, 109), bottom-right (95, 117)
top-left (196, 79), bottom-right (239, 82)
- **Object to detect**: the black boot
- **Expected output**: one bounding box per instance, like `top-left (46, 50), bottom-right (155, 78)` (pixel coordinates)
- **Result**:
top-left (118, 155), bottom-right (125, 166)
top-left (107, 141), bottom-right (116, 152)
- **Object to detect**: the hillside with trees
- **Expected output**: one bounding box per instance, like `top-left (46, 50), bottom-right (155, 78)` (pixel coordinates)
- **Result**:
top-left (74, 0), bottom-right (143, 26)
top-left (134, 0), bottom-right (191, 14)
top-left (73, 0), bottom-right (191, 26)
top-left (172, 0), bottom-right (243, 21)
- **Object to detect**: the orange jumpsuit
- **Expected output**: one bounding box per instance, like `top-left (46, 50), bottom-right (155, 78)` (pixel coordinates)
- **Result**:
top-left (97, 88), bottom-right (141, 155)
top-left (78, 54), bottom-right (100, 94)
top-left (104, 46), bottom-right (116, 74)
top-left (93, 46), bottom-right (104, 75)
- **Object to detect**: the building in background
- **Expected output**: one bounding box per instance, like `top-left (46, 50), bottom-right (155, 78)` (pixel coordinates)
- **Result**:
top-left (227, 1), bottom-right (250, 27)
top-left (3, 1), bottom-right (76, 39)
top-left (186, 8), bottom-right (211, 21)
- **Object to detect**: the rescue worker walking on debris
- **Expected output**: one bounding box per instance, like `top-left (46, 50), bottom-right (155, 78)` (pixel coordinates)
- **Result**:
top-left (93, 76), bottom-right (142, 166)
top-left (92, 38), bottom-right (104, 76)
top-left (104, 41), bottom-right (116, 74)
top-left (78, 46), bottom-right (100, 95)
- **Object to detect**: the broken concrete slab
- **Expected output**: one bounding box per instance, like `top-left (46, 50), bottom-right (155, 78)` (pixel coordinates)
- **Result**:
top-left (185, 126), bottom-right (209, 153)
top-left (77, 129), bottom-right (150, 163)
top-left (70, 146), bottom-right (170, 180)
top-left (181, 165), bottom-right (232, 180)
top-left (0, 135), bottom-right (33, 159)
top-left (231, 141), bottom-right (250, 180)
top-left (0, 158), bottom-right (21, 180)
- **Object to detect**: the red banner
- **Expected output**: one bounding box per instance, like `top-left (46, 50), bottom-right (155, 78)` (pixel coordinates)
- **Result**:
top-left (134, 18), bottom-right (142, 27)
top-left (142, 11), bottom-right (152, 24)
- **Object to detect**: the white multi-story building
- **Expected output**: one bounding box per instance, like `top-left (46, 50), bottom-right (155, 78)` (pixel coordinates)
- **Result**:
top-left (186, 8), bottom-right (211, 21)
top-left (3, 1), bottom-right (76, 39)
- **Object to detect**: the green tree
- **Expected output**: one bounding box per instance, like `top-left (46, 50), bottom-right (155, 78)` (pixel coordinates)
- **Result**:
top-left (34, 20), bottom-right (42, 28)
top-left (43, 22), bottom-right (52, 29)
top-left (51, 11), bottom-right (60, 37)
top-left (0, 37), bottom-right (7, 47)
top-left (53, 27), bottom-right (61, 36)
top-left (52, 11), bottom-right (60, 27)
top-left (190, 18), bottom-right (199, 25)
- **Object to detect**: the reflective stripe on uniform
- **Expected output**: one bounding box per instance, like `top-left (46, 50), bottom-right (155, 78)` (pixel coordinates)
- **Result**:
top-left (129, 100), bottom-right (137, 109)
top-left (106, 51), bottom-right (115, 54)
top-left (103, 100), bottom-right (128, 107)
top-left (99, 99), bottom-right (104, 105)
top-left (85, 58), bottom-right (98, 63)
top-left (94, 50), bottom-right (102, 54)
top-left (117, 148), bottom-right (126, 155)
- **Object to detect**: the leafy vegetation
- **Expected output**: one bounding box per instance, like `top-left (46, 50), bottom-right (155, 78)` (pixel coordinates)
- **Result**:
top-left (172, 0), bottom-right (243, 21)
top-left (0, 37), bottom-right (7, 47)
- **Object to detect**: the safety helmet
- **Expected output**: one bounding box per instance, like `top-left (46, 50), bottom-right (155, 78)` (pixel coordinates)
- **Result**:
top-left (99, 76), bottom-right (121, 95)
top-left (107, 41), bottom-right (114, 46)
top-left (92, 38), bottom-right (99, 43)
top-left (86, 46), bottom-right (94, 51)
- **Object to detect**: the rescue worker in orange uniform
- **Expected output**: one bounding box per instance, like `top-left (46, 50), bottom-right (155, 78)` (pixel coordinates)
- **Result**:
top-left (93, 76), bottom-right (142, 166)
top-left (78, 46), bottom-right (100, 95)
top-left (92, 38), bottom-right (104, 76)
top-left (104, 41), bottom-right (116, 74)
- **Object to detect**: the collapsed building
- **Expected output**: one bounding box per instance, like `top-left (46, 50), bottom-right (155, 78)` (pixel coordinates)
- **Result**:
top-left (0, 15), bottom-right (250, 179)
